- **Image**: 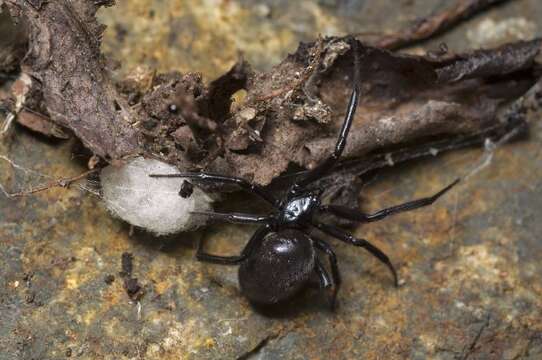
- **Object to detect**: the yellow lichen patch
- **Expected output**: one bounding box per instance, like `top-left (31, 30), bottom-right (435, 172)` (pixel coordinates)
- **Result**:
top-left (65, 247), bottom-right (104, 289)
top-left (144, 319), bottom-right (214, 359)
top-left (154, 279), bottom-right (171, 295)
top-left (300, 1), bottom-right (341, 36)
top-left (455, 244), bottom-right (502, 282)
top-left (100, 281), bottom-right (126, 307)
top-left (204, 337), bottom-right (215, 349)
top-left (99, 0), bottom-right (339, 79)
top-left (82, 308), bottom-right (98, 326)
top-left (418, 333), bottom-right (438, 353)
top-left (467, 17), bottom-right (537, 48)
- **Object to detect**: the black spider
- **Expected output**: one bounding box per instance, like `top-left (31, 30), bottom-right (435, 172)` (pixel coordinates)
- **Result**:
top-left (150, 70), bottom-right (458, 308)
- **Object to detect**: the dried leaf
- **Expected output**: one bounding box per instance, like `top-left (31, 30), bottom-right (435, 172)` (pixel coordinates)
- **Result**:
top-left (217, 38), bottom-right (541, 184)
top-left (5, 0), bottom-right (138, 159)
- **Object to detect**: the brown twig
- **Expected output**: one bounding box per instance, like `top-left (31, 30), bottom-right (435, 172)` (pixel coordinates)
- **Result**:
top-left (6, 169), bottom-right (98, 198)
top-left (275, 113), bottom-right (527, 184)
top-left (374, 0), bottom-right (511, 50)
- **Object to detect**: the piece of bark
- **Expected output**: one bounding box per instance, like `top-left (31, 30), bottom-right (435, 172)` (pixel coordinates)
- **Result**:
top-left (16, 109), bottom-right (69, 139)
top-left (4, 0), bottom-right (138, 160)
top-left (275, 88), bottom-right (530, 228)
top-left (212, 38), bottom-right (541, 185)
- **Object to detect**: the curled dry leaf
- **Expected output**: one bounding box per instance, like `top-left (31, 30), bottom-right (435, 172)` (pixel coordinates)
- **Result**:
top-left (4, 0), bottom-right (138, 159)
top-left (212, 38), bottom-right (541, 185)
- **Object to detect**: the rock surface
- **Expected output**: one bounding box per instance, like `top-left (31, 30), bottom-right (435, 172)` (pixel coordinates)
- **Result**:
top-left (1, 0), bottom-right (542, 359)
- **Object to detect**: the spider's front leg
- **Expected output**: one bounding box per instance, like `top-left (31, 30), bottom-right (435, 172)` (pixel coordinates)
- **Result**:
top-left (191, 211), bottom-right (273, 225)
top-left (150, 172), bottom-right (277, 206)
top-left (292, 85), bottom-right (359, 192)
top-left (291, 39), bottom-right (361, 193)
top-left (321, 178), bottom-right (459, 223)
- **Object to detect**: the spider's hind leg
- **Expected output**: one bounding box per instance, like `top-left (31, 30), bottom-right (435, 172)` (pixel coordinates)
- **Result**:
top-left (195, 225), bottom-right (271, 265)
top-left (313, 221), bottom-right (399, 287)
top-left (192, 211), bottom-right (272, 225)
top-left (315, 260), bottom-right (332, 289)
top-left (196, 239), bottom-right (244, 265)
top-left (314, 237), bottom-right (342, 309)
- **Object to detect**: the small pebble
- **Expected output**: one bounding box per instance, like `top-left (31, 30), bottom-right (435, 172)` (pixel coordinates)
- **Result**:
top-left (104, 274), bottom-right (115, 285)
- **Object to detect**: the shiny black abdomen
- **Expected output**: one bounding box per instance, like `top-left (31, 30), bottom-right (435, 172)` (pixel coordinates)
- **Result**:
top-left (238, 229), bottom-right (316, 305)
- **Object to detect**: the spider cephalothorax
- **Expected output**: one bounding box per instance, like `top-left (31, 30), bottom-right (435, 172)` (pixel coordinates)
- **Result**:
top-left (151, 52), bottom-right (458, 308)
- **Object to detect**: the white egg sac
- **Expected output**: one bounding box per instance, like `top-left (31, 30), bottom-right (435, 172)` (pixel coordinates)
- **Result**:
top-left (100, 157), bottom-right (213, 235)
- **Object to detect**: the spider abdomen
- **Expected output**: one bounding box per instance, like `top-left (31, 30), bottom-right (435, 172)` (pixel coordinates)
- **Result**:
top-left (238, 229), bottom-right (316, 305)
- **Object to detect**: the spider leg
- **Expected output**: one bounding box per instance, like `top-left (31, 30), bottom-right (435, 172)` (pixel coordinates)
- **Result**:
top-left (321, 178), bottom-right (459, 223)
top-left (313, 237), bottom-right (341, 309)
top-left (292, 85), bottom-right (359, 192)
top-left (192, 211), bottom-right (273, 225)
top-left (150, 172), bottom-right (277, 206)
top-left (195, 225), bottom-right (271, 265)
top-left (196, 239), bottom-right (244, 265)
top-left (312, 221), bottom-right (398, 287)
top-left (315, 260), bottom-right (333, 289)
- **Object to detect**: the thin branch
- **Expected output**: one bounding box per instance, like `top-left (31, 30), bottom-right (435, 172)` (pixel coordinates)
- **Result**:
top-left (373, 0), bottom-right (511, 50)
top-left (0, 160), bottom-right (97, 198)
top-left (9, 169), bottom-right (97, 198)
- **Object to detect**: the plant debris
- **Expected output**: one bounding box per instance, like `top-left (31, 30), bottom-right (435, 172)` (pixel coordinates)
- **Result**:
top-left (0, 7), bottom-right (26, 75)
top-left (179, 180), bottom-right (194, 199)
top-left (119, 252), bottom-right (144, 301)
top-left (3, 0), bottom-right (541, 187)
top-left (104, 274), bottom-right (115, 285)
top-left (4, 0), bottom-right (138, 159)
top-left (120, 252), bottom-right (134, 278)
